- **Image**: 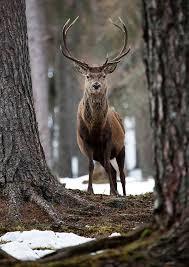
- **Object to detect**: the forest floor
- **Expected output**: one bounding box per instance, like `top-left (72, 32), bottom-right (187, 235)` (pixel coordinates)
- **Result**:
top-left (0, 190), bottom-right (153, 238)
top-left (1, 191), bottom-right (186, 267)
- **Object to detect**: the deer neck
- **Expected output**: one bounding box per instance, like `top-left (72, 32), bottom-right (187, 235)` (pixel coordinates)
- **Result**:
top-left (82, 91), bottom-right (108, 130)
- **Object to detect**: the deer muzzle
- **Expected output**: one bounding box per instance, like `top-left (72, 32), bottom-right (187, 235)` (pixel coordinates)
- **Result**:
top-left (92, 82), bottom-right (101, 90)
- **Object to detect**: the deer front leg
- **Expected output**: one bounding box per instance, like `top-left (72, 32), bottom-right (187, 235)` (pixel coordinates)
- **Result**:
top-left (83, 144), bottom-right (94, 194)
top-left (78, 123), bottom-right (94, 194)
top-left (116, 146), bottom-right (126, 196)
top-left (88, 156), bottom-right (94, 194)
top-left (103, 143), bottom-right (119, 196)
top-left (104, 160), bottom-right (118, 196)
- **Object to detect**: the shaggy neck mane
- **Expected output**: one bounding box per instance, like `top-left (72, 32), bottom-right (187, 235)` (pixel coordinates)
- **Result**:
top-left (82, 91), bottom-right (108, 129)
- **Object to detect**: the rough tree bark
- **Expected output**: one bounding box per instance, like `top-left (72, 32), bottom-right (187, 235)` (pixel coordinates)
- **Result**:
top-left (0, 0), bottom-right (94, 222)
top-left (142, 0), bottom-right (189, 264)
top-left (143, 0), bottom-right (189, 226)
top-left (26, 0), bottom-right (51, 165)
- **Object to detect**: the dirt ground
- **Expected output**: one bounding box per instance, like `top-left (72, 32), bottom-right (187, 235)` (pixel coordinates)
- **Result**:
top-left (0, 190), bottom-right (153, 238)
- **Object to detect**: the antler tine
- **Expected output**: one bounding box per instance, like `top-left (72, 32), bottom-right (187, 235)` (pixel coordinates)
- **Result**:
top-left (62, 17), bottom-right (80, 57)
top-left (109, 18), bottom-right (124, 35)
top-left (102, 53), bottom-right (109, 66)
top-left (62, 18), bottom-right (71, 56)
top-left (117, 17), bottom-right (128, 56)
top-left (109, 18), bottom-right (126, 54)
top-left (64, 16), bottom-right (79, 39)
top-left (104, 17), bottom-right (130, 65)
top-left (60, 17), bottom-right (89, 68)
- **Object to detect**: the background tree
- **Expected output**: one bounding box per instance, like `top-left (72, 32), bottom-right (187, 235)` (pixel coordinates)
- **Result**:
top-left (54, 1), bottom-right (86, 177)
top-left (47, 0), bottom-right (89, 177)
top-left (26, 0), bottom-right (51, 164)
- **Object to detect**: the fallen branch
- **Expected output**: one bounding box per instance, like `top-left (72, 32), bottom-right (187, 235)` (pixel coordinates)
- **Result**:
top-left (39, 224), bottom-right (150, 263)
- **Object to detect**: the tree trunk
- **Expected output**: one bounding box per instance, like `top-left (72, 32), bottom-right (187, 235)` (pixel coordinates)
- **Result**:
top-left (26, 0), bottom-right (51, 165)
top-left (54, 1), bottom-right (88, 178)
top-left (55, 52), bottom-right (74, 178)
top-left (0, 0), bottom-right (94, 222)
top-left (143, 0), bottom-right (189, 226)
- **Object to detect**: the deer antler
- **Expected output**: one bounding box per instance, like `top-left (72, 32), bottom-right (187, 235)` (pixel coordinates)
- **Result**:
top-left (60, 17), bottom-right (89, 70)
top-left (60, 17), bottom-right (130, 70)
top-left (101, 17), bottom-right (130, 68)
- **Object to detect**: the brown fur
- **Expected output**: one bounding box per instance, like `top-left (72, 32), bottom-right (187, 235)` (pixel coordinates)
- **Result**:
top-left (77, 105), bottom-right (125, 161)
top-left (77, 80), bottom-right (126, 196)
top-left (60, 17), bottom-right (129, 195)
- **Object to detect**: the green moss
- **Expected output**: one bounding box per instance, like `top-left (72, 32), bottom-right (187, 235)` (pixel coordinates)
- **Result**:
top-left (140, 228), bottom-right (153, 239)
top-left (52, 240), bottom-right (147, 267)
top-left (86, 223), bottom-right (124, 237)
top-left (0, 223), bottom-right (9, 235)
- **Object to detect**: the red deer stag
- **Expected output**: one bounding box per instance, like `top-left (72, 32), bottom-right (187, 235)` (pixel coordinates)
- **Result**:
top-left (60, 17), bottom-right (130, 196)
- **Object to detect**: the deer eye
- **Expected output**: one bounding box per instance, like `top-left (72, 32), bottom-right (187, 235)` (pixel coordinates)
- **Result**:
top-left (103, 74), bottom-right (106, 78)
top-left (86, 75), bottom-right (90, 79)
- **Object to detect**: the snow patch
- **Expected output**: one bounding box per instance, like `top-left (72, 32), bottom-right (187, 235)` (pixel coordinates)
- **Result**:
top-left (0, 230), bottom-right (93, 261)
top-left (1, 241), bottom-right (40, 261)
top-left (60, 175), bottom-right (154, 195)
top-left (109, 232), bottom-right (121, 237)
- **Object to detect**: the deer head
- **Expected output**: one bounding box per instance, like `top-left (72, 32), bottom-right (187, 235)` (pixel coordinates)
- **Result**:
top-left (60, 17), bottom-right (130, 95)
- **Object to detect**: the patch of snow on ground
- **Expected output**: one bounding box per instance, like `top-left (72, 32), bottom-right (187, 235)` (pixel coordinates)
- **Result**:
top-left (109, 232), bottom-right (121, 237)
top-left (60, 175), bottom-right (154, 195)
top-left (1, 241), bottom-right (40, 261)
top-left (0, 230), bottom-right (122, 261)
top-left (0, 230), bottom-right (93, 261)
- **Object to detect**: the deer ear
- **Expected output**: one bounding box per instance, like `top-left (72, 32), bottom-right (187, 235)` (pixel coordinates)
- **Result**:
top-left (104, 63), bottom-right (118, 74)
top-left (73, 63), bottom-right (88, 75)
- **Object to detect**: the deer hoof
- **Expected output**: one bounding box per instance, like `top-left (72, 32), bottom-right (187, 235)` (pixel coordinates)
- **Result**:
top-left (87, 187), bottom-right (94, 194)
top-left (110, 190), bottom-right (119, 197)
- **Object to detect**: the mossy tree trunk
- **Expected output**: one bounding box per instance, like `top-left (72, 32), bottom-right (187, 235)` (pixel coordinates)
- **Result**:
top-left (143, 0), bottom-right (189, 224)
top-left (0, 0), bottom-right (93, 223)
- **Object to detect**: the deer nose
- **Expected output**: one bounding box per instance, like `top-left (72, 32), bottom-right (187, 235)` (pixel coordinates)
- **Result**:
top-left (93, 82), bottom-right (101, 90)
